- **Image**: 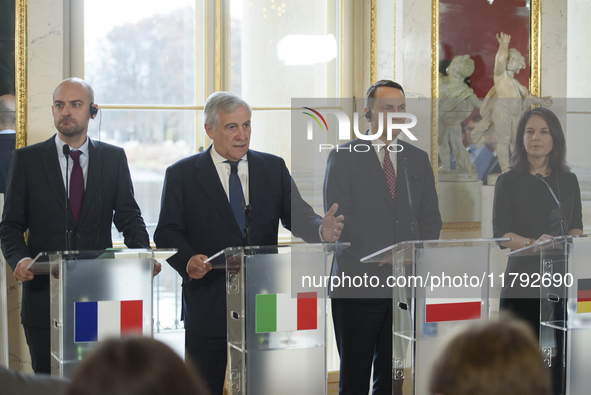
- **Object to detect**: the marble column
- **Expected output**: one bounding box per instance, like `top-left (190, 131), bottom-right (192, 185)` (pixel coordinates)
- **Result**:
top-left (27, 0), bottom-right (68, 145)
top-left (566, 0), bottom-right (591, 218)
top-left (375, 0), bottom-right (395, 82)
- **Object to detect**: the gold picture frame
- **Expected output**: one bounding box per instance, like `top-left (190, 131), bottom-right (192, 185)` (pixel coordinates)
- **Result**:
top-left (15, 0), bottom-right (27, 149)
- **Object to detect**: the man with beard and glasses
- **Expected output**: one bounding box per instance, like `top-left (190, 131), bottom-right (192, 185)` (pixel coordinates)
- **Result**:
top-left (0, 78), bottom-right (157, 373)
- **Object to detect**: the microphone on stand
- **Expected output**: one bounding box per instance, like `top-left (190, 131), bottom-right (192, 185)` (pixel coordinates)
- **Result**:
top-left (62, 144), bottom-right (72, 251)
top-left (535, 173), bottom-right (567, 236)
top-left (231, 165), bottom-right (252, 247)
top-left (403, 158), bottom-right (421, 240)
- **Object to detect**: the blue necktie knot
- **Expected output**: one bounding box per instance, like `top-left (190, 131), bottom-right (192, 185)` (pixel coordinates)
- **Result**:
top-left (226, 159), bottom-right (240, 168)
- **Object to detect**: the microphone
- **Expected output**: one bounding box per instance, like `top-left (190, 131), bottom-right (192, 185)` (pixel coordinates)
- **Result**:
top-left (535, 173), bottom-right (567, 236)
top-left (402, 158), bottom-right (420, 240)
top-left (62, 145), bottom-right (72, 251)
top-left (231, 164), bottom-right (252, 247)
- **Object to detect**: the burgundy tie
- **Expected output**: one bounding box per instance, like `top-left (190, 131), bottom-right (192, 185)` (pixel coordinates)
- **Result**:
top-left (382, 147), bottom-right (397, 204)
top-left (69, 150), bottom-right (84, 224)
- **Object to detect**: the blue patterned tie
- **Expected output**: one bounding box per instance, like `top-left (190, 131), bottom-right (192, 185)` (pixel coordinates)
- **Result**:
top-left (226, 160), bottom-right (246, 235)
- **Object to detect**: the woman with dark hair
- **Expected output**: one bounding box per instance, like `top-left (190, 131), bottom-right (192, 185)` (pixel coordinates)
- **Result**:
top-left (494, 106), bottom-right (583, 315)
top-left (65, 338), bottom-right (211, 395)
top-left (493, 107), bottom-right (583, 394)
top-left (509, 107), bottom-right (570, 176)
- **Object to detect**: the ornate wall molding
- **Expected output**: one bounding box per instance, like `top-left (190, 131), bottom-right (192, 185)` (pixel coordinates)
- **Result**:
top-left (442, 222), bottom-right (481, 232)
top-left (430, 0), bottom-right (439, 186)
top-left (15, 0), bottom-right (27, 149)
top-left (370, 0), bottom-right (376, 84)
top-left (530, 0), bottom-right (541, 96)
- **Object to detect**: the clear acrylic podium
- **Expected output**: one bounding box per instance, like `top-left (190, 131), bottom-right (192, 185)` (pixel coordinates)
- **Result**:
top-left (29, 248), bottom-right (175, 378)
top-left (510, 235), bottom-right (591, 395)
top-left (210, 243), bottom-right (348, 395)
top-left (362, 239), bottom-right (507, 395)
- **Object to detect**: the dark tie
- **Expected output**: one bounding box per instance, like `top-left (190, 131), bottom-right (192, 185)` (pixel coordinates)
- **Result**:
top-left (382, 147), bottom-right (397, 204)
top-left (226, 160), bottom-right (246, 235)
top-left (69, 150), bottom-right (84, 224)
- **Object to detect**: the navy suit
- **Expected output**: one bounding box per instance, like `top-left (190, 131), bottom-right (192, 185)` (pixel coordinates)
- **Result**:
top-left (323, 139), bottom-right (441, 394)
top-left (154, 146), bottom-right (322, 394)
top-left (0, 135), bottom-right (149, 372)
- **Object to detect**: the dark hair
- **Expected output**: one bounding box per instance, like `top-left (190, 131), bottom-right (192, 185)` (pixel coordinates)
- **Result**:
top-left (510, 107), bottom-right (569, 174)
top-left (364, 80), bottom-right (405, 110)
top-left (66, 338), bottom-right (211, 395)
top-left (429, 319), bottom-right (551, 395)
top-left (462, 115), bottom-right (482, 134)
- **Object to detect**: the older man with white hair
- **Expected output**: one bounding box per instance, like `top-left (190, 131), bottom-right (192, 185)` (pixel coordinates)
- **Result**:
top-left (155, 91), bottom-right (344, 395)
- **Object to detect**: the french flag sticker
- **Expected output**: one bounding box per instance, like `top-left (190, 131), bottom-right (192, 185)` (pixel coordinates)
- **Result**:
top-left (74, 300), bottom-right (143, 343)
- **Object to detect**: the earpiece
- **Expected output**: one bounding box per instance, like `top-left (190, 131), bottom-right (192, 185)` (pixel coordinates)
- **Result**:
top-left (90, 102), bottom-right (98, 118)
top-left (365, 110), bottom-right (372, 121)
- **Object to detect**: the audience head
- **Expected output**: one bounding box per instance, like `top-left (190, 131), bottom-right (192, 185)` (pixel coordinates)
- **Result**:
top-left (66, 337), bottom-right (211, 395)
top-left (462, 114), bottom-right (481, 147)
top-left (510, 107), bottom-right (568, 174)
top-left (429, 319), bottom-right (551, 395)
top-left (0, 94), bottom-right (16, 131)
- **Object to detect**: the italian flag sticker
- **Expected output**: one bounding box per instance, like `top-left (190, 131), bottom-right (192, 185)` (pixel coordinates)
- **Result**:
top-left (255, 292), bottom-right (317, 333)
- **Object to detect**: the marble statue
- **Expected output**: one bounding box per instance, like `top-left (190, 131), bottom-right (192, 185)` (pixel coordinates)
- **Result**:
top-left (438, 55), bottom-right (481, 173)
top-left (471, 32), bottom-right (552, 172)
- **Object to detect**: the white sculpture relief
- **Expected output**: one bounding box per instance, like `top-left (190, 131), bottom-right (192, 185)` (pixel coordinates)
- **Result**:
top-left (438, 55), bottom-right (481, 173)
top-left (471, 32), bottom-right (552, 172)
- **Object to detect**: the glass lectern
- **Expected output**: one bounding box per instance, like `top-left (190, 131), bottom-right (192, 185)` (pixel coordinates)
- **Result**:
top-left (210, 243), bottom-right (348, 395)
top-left (362, 238), bottom-right (507, 395)
top-left (510, 235), bottom-right (591, 395)
top-left (29, 248), bottom-right (175, 378)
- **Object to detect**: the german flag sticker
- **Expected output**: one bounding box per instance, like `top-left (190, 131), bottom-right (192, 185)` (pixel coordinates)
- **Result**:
top-left (577, 279), bottom-right (591, 314)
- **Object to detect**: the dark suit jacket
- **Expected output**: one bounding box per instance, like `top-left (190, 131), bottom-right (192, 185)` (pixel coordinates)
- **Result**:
top-left (0, 135), bottom-right (150, 328)
top-left (0, 131), bottom-right (16, 193)
top-left (154, 146), bottom-right (322, 337)
top-left (323, 139), bottom-right (442, 299)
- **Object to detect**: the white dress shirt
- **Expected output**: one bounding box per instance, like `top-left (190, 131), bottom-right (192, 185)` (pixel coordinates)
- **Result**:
top-left (209, 146), bottom-right (249, 205)
top-left (372, 138), bottom-right (399, 174)
top-left (18, 135), bottom-right (91, 266)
